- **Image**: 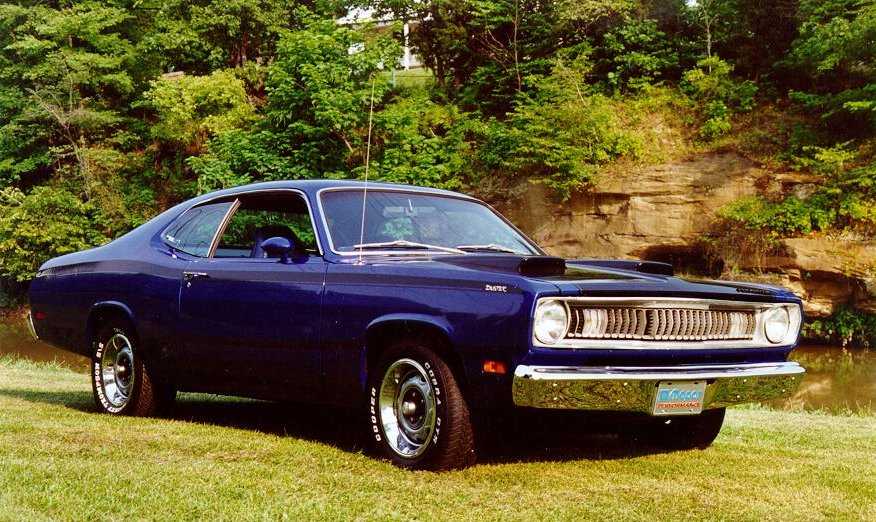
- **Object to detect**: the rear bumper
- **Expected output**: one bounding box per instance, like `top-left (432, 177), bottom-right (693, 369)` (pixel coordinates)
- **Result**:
top-left (512, 361), bottom-right (804, 413)
top-left (26, 311), bottom-right (39, 341)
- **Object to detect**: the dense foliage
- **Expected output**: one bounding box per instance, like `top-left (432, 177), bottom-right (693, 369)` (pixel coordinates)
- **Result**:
top-left (0, 186), bottom-right (107, 282)
top-left (804, 306), bottom-right (876, 348)
top-left (0, 0), bottom-right (874, 343)
top-left (714, 0), bottom-right (876, 239)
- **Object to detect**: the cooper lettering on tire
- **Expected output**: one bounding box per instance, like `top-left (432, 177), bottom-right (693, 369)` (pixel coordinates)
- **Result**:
top-left (90, 319), bottom-right (176, 417)
top-left (366, 338), bottom-right (475, 470)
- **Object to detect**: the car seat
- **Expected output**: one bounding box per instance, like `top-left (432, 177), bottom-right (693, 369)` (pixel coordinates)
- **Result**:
top-left (250, 225), bottom-right (299, 258)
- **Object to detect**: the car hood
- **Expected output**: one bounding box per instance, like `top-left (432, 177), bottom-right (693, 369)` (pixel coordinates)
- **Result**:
top-left (432, 254), bottom-right (799, 303)
top-left (542, 266), bottom-right (797, 302)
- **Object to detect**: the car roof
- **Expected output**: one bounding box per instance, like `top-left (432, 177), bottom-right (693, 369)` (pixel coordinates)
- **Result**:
top-left (189, 180), bottom-right (478, 206)
top-left (37, 180), bottom-right (488, 271)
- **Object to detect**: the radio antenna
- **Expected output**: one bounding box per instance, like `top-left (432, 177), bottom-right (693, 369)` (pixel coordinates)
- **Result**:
top-left (357, 75), bottom-right (376, 265)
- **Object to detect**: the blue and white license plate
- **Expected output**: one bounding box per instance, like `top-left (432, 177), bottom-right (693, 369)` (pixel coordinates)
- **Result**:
top-left (652, 381), bottom-right (706, 416)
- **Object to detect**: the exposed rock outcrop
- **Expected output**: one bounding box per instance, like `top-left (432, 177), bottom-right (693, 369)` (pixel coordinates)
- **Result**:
top-left (751, 238), bottom-right (876, 317)
top-left (499, 152), bottom-right (875, 318)
top-left (504, 153), bottom-right (763, 261)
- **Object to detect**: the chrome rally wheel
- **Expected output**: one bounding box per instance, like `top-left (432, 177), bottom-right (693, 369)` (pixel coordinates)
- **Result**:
top-left (97, 333), bottom-right (136, 410)
top-left (91, 321), bottom-right (175, 417)
top-left (368, 341), bottom-right (476, 470)
top-left (379, 358), bottom-right (437, 458)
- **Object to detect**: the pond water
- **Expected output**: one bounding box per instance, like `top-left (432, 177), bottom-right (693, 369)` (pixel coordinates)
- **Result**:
top-left (0, 316), bottom-right (89, 368)
top-left (2, 316), bottom-right (874, 414)
top-left (778, 345), bottom-right (876, 414)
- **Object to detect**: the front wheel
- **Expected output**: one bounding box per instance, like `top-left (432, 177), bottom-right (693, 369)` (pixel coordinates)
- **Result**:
top-left (645, 408), bottom-right (726, 450)
top-left (367, 341), bottom-right (476, 470)
top-left (91, 321), bottom-right (175, 416)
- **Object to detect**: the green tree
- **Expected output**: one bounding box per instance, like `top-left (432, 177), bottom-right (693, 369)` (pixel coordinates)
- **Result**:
top-left (138, 0), bottom-right (312, 73)
top-left (717, 0), bottom-right (798, 79)
top-left (369, 0), bottom-right (634, 115)
top-left (594, 17), bottom-right (680, 93)
top-left (191, 18), bottom-right (401, 189)
top-left (786, 0), bottom-right (876, 135)
top-left (0, 2), bottom-right (137, 191)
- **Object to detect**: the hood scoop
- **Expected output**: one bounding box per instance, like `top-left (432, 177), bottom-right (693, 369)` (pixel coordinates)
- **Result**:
top-left (438, 255), bottom-right (567, 276)
top-left (569, 259), bottom-right (674, 276)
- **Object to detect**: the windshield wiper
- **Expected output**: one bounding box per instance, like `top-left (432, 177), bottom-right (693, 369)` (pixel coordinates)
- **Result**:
top-left (455, 243), bottom-right (520, 254)
top-left (352, 240), bottom-right (465, 254)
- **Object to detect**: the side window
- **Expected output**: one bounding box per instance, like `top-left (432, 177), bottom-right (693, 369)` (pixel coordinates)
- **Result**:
top-left (163, 201), bottom-right (234, 257)
top-left (214, 192), bottom-right (318, 258)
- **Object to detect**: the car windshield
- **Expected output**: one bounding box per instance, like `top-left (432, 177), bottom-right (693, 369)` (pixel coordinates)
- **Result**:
top-left (319, 189), bottom-right (540, 255)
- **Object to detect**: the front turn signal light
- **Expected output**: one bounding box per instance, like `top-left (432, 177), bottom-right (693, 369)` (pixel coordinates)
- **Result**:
top-left (482, 360), bottom-right (508, 375)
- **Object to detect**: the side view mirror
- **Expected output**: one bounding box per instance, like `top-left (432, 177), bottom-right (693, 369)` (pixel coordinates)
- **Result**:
top-left (259, 236), bottom-right (295, 263)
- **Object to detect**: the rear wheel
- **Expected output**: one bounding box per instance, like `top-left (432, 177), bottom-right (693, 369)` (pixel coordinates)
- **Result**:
top-left (645, 408), bottom-right (725, 450)
top-left (367, 340), bottom-right (476, 470)
top-left (91, 321), bottom-right (175, 416)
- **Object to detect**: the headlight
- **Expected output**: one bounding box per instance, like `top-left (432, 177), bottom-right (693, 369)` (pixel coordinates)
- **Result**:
top-left (762, 304), bottom-right (801, 344)
top-left (534, 299), bottom-right (569, 345)
top-left (763, 307), bottom-right (790, 343)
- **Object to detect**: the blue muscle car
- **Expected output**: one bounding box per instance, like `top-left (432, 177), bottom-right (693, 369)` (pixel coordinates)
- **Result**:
top-left (28, 180), bottom-right (805, 469)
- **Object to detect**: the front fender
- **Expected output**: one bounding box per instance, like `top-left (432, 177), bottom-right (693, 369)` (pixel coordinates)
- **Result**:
top-left (366, 313), bottom-right (454, 339)
top-left (363, 314), bottom-right (456, 388)
top-left (362, 312), bottom-right (519, 410)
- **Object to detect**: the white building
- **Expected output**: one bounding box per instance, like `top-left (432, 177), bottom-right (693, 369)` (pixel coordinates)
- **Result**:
top-left (338, 8), bottom-right (423, 70)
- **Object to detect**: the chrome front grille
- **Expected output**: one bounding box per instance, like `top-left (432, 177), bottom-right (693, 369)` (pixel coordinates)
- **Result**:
top-left (566, 305), bottom-right (756, 341)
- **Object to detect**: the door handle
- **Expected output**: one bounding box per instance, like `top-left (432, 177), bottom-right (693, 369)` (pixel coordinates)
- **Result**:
top-left (183, 271), bottom-right (209, 283)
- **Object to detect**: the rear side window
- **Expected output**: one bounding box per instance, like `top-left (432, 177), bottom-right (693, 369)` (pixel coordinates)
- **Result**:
top-left (163, 201), bottom-right (234, 257)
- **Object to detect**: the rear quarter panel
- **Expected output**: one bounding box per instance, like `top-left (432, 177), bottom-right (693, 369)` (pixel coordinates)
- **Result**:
top-left (29, 242), bottom-right (185, 366)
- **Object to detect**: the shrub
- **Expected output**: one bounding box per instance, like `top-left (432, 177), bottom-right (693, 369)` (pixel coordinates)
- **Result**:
top-left (700, 100), bottom-right (731, 139)
top-left (143, 70), bottom-right (256, 147)
top-left (681, 57), bottom-right (736, 101)
top-left (682, 56), bottom-right (758, 140)
top-left (719, 154), bottom-right (876, 238)
top-left (718, 195), bottom-right (834, 237)
top-left (363, 93), bottom-right (471, 190)
top-left (804, 307), bottom-right (876, 348)
top-left (0, 187), bottom-right (109, 282)
top-left (487, 54), bottom-right (640, 199)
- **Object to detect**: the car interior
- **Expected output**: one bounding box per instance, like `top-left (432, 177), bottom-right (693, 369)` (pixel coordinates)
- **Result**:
top-left (212, 192), bottom-right (318, 258)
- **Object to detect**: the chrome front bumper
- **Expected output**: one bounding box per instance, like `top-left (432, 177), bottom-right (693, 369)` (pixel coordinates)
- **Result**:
top-left (512, 361), bottom-right (805, 413)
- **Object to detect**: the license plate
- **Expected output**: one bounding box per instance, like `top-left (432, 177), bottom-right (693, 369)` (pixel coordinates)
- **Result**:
top-left (652, 381), bottom-right (706, 415)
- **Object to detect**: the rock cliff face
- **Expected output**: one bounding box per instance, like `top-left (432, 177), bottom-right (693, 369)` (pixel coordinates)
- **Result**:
top-left (499, 152), bottom-right (875, 318)
top-left (753, 238), bottom-right (876, 317)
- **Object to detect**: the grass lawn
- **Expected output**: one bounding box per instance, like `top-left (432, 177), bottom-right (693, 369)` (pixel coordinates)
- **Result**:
top-left (380, 68), bottom-right (434, 88)
top-left (0, 357), bottom-right (874, 521)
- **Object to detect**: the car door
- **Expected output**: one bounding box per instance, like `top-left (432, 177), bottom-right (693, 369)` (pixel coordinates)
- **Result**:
top-left (170, 190), bottom-right (327, 401)
top-left (178, 256), bottom-right (326, 399)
